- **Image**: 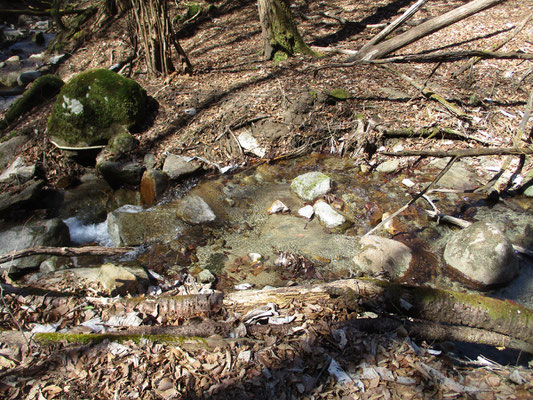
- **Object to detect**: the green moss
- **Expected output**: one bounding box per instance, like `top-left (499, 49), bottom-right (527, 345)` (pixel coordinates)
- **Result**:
top-left (47, 69), bottom-right (147, 146)
top-left (35, 332), bottom-right (208, 346)
top-left (273, 51), bottom-right (289, 63)
top-left (0, 75), bottom-right (64, 130)
top-left (328, 88), bottom-right (350, 101)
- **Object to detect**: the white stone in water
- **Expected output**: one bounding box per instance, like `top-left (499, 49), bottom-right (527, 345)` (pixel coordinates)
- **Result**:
top-left (298, 205), bottom-right (314, 219)
top-left (376, 159), bottom-right (400, 173)
top-left (248, 253), bottom-right (262, 263)
top-left (291, 171), bottom-right (331, 201)
top-left (313, 200), bottom-right (345, 228)
top-left (267, 200), bottom-right (289, 214)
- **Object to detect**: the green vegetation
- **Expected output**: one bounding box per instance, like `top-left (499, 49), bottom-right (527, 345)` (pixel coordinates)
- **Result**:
top-left (47, 69), bottom-right (147, 146)
top-left (35, 332), bottom-right (208, 346)
top-left (0, 75), bottom-right (64, 131)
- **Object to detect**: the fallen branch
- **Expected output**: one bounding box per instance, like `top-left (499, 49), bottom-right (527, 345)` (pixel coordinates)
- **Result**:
top-left (380, 146), bottom-right (533, 158)
top-left (379, 126), bottom-right (492, 145)
top-left (0, 246), bottom-right (136, 265)
top-left (350, 0), bottom-right (510, 61)
top-left (454, 13), bottom-right (532, 76)
top-left (225, 278), bottom-right (533, 345)
top-left (382, 65), bottom-right (470, 120)
top-left (357, 0), bottom-right (430, 54)
top-left (365, 156), bottom-right (458, 236)
top-left (368, 50), bottom-right (533, 64)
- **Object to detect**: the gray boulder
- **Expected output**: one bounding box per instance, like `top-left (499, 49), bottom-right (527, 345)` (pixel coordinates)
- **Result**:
top-left (0, 135), bottom-right (29, 171)
top-left (176, 194), bottom-right (216, 224)
top-left (353, 235), bottom-right (412, 280)
top-left (107, 205), bottom-right (188, 246)
top-left (162, 154), bottom-right (201, 180)
top-left (443, 222), bottom-right (519, 288)
top-left (291, 171), bottom-right (331, 201)
top-left (0, 219), bottom-right (71, 273)
top-left (0, 156), bottom-right (35, 184)
top-left (0, 179), bottom-right (44, 216)
top-left (97, 160), bottom-right (145, 189)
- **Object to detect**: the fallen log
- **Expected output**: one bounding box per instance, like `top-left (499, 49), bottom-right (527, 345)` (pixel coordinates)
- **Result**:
top-left (0, 246), bottom-right (136, 264)
top-left (225, 278), bottom-right (533, 345)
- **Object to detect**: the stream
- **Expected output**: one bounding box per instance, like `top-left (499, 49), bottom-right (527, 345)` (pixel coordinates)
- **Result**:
top-left (19, 153), bottom-right (532, 309)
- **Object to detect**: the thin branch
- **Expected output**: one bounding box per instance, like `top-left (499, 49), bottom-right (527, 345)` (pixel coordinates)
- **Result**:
top-left (0, 246), bottom-right (136, 265)
top-left (381, 146), bottom-right (533, 158)
top-left (365, 156), bottom-right (458, 236)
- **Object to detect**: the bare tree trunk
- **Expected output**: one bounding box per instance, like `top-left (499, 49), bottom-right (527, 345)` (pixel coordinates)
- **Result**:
top-left (130, 0), bottom-right (192, 75)
top-left (257, 0), bottom-right (317, 60)
top-left (352, 0), bottom-right (509, 62)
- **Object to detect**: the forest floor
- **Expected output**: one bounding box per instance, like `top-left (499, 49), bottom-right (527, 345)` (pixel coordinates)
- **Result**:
top-left (1, 0), bottom-right (533, 399)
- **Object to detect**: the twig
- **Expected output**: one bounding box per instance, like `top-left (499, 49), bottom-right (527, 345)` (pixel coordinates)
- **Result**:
top-left (364, 156), bottom-right (458, 236)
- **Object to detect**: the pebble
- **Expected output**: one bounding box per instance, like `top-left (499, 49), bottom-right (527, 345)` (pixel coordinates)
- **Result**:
top-left (313, 200), bottom-right (345, 228)
top-left (298, 205), bottom-right (314, 219)
top-left (267, 199), bottom-right (289, 214)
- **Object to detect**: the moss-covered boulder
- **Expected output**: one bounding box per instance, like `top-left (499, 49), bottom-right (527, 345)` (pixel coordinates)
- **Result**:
top-left (47, 69), bottom-right (147, 147)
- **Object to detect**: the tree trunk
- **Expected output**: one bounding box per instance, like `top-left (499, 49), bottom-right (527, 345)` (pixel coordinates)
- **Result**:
top-left (257, 0), bottom-right (316, 60)
top-left (129, 0), bottom-right (192, 75)
top-left (352, 0), bottom-right (509, 61)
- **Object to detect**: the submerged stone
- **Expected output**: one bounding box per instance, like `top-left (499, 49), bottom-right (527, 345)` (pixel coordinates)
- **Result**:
top-left (291, 171), bottom-right (331, 201)
top-left (176, 194), bottom-right (216, 224)
top-left (47, 69), bottom-right (147, 147)
top-left (443, 221), bottom-right (519, 288)
top-left (313, 200), bottom-right (345, 228)
top-left (353, 235), bottom-right (412, 280)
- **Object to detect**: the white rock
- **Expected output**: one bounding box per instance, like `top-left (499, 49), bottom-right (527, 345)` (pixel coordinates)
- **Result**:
top-left (6, 55), bottom-right (20, 63)
top-left (267, 200), bottom-right (289, 214)
top-left (401, 178), bottom-right (415, 188)
top-left (234, 283), bottom-right (253, 290)
top-left (298, 205), bottom-right (314, 219)
top-left (313, 200), bottom-right (345, 228)
top-left (291, 171), bottom-right (331, 201)
top-left (238, 131), bottom-right (266, 158)
top-left (376, 159), bottom-right (400, 173)
top-left (248, 253), bottom-right (262, 263)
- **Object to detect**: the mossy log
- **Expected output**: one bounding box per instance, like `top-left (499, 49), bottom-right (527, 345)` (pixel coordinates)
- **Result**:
top-left (225, 278), bottom-right (533, 345)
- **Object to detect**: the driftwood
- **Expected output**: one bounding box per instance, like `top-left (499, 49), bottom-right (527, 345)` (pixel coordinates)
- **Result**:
top-left (0, 246), bottom-right (136, 265)
top-left (380, 146), bottom-right (533, 158)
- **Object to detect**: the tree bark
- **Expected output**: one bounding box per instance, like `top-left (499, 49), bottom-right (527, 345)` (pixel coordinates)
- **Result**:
top-left (225, 278), bottom-right (533, 345)
top-left (257, 0), bottom-right (316, 60)
top-left (129, 0), bottom-right (192, 75)
top-left (352, 0), bottom-right (509, 62)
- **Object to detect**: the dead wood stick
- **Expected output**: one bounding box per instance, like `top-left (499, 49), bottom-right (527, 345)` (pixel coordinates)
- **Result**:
top-left (338, 318), bottom-right (533, 355)
top-left (358, 0), bottom-right (430, 53)
top-left (0, 246), bottom-right (136, 264)
top-left (379, 126), bottom-right (492, 145)
top-left (454, 13), bottom-right (532, 76)
top-left (368, 50), bottom-right (533, 64)
top-left (381, 146), bottom-right (533, 158)
top-left (382, 65), bottom-right (470, 120)
top-left (225, 278), bottom-right (533, 345)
